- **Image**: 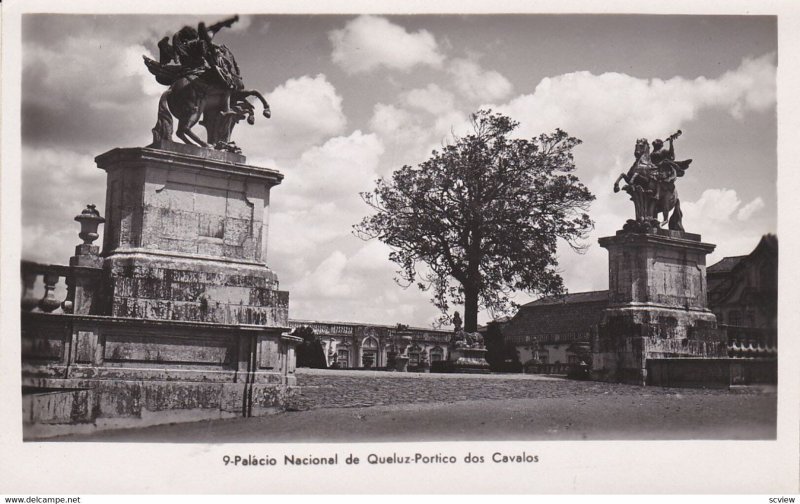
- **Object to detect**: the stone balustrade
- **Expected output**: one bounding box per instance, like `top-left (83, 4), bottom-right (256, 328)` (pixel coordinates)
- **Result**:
top-left (20, 261), bottom-right (73, 314)
top-left (720, 325), bottom-right (777, 359)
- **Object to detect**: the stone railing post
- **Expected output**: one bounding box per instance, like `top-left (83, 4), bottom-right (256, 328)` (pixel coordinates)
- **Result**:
top-left (65, 204), bottom-right (105, 315)
top-left (39, 272), bottom-right (62, 313)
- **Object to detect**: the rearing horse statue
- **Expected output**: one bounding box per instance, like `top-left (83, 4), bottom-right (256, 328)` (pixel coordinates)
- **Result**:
top-left (614, 135), bottom-right (685, 232)
top-left (143, 17), bottom-right (270, 154)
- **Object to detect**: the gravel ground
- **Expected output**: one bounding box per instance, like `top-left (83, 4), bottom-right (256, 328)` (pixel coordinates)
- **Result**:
top-left (292, 368), bottom-right (771, 410)
top-left (50, 369), bottom-right (777, 442)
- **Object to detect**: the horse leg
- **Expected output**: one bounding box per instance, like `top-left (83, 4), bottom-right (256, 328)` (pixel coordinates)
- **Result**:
top-left (176, 115), bottom-right (209, 148)
top-left (220, 90), bottom-right (236, 116)
top-left (613, 173), bottom-right (627, 193)
top-left (177, 100), bottom-right (210, 148)
top-left (175, 120), bottom-right (195, 146)
top-left (236, 89), bottom-right (271, 118)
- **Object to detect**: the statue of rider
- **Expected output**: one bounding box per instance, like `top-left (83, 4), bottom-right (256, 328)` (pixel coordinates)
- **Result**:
top-left (651, 136), bottom-right (692, 195)
top-left (154, 16), bottom-right (241, 114)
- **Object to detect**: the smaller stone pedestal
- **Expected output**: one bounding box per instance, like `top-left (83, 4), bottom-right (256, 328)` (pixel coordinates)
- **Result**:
top-left (592, 229), bottom-right (727, 385)
top-left (447, 347), bottom-right (491, 374)
top-left (393, 356), bottom-right (410, 372)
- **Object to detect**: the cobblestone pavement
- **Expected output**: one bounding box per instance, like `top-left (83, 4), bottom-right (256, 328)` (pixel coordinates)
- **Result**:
top-left (293, 368), bottom-right (773, 411)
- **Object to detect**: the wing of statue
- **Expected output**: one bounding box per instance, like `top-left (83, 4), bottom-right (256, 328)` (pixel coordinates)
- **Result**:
top-left (143, 56), bottom-right (184, 86)
top-left (675, 159), bottom-right (692, 177)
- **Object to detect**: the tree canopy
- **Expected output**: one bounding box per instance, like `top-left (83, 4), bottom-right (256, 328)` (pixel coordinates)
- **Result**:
top-left (355, 110), bottom-right (594, 332)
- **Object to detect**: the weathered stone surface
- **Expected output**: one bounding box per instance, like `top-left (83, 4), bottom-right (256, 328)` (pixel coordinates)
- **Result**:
top-left (147, 139), bottom-right (246, 164)
top-left (592, 230), bottom-right (724, 385)
top-left (600, 229), bottom-right (714, 310)
top-left (21, 313), bottom-right (298, 438)
top-left (22, 378), bottom-right (291, 438)
top-left (103, 255), bottom-right (288, 325)
top-left (20, 316), bottom-right (70, 363)
top-left (20, 145), bottom-right (297, 437)
top-left (647, 358), bottom-right (776, 387)
top-left (97, 148), bottom-right (288, 327)
top-left (96, 147), bottom-right (281, 265)
top-left (438, 348), bottom-right (491, 374)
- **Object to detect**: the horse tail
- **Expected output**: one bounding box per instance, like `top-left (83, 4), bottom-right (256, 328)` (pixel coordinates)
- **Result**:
top-left (151, 89), bottom-right (174, 144)
top-left (669, 198), bottom-right (684, 232)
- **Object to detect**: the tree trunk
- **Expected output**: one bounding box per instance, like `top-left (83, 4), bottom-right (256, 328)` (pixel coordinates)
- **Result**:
top-left (464, 284), bottom-right (479, 332)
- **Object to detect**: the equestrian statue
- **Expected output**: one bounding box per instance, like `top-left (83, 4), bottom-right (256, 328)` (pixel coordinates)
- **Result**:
top-left (613, 130), bottom-right (692, 233)
top-left (143, 16), bottom-right (270, 154)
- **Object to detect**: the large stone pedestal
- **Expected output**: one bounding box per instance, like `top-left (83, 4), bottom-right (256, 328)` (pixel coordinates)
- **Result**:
top-left (20, 142), bottom-right (300, 438)
top-left (592, 229), bottom-right (727, 385)
top-left (95, 143), bottom-right (288, 326)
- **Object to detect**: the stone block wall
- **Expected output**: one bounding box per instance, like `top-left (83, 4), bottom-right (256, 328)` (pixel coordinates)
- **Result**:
top-left (95, 145), bottom-right (289, 327)
top-left (97, 146), bottom-right (282, 264)
top-left (21, 312), bottom-right (301, 438)
top-left (104, 256), bottom-right (288, 325)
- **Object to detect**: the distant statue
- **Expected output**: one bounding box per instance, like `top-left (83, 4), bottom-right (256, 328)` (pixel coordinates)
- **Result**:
top-left (452, 311), bottom-right (463, 333)
top-left (451, 311), bottom-right (485, 349)
top-left (613, 130), bottom-right (690, 232)
top-left (143, 16), bottom-right (271, 154)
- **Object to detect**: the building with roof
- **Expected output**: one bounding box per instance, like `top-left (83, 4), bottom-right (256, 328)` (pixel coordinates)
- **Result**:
top-left (502, 290), bottom-right (608, 366)
top-left (707, 234), bottom-right (778, 348)
top-left (287, 319), bottom-right (452, 370)
top-left (707, 234), bottom-right (778, 331)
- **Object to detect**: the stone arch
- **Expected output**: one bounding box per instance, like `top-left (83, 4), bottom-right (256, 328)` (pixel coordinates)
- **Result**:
top-left (408, 343), bottom-right (423, 367)
top-left (361, 335), bottom-right (380, 368)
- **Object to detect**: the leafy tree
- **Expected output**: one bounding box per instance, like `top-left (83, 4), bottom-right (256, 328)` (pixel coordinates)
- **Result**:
top-left (355, 110), bottom-right (594, 331)
top-left (293, 326), bottom-right (327, 369)
top-left (484, 321), bottom-right (521, 372)
top-left (483, 321), bottom-right (506, 370)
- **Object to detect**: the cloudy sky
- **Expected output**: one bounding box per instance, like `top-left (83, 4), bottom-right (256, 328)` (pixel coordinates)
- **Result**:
top-left (21, 14), bottom-right (777, 328)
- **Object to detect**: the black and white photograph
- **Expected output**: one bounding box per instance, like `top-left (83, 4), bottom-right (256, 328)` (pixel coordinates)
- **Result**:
top-left (1, 0), bottom-right (798, 497)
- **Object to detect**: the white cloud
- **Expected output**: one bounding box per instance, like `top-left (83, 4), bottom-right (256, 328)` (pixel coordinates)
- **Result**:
top-left (448, 58), bottom-right (513, 103)
top-left (25, 37), bottom-right (162, 111)
top-left (292, 130), bottom-right (384, 199)
top-left (498, 52), bottom-right (776, 145)
top-left (330, 16), bottom-right (444, 74)
top-left (682, 188), bottom-right (742, 222)
top-left (737, 197), bottom-right (766, 221)
top-left (402, 84), bottom-right (456, 115)
top-left (267, 74), bottom-right (347, 141)
top-left (350, 241), bottom-right (395, 271)
top-left (369, 103), bottom-right (426, 146)
top-left (269, 131), bottom-right (383, 260)
top-left (293, 250), bottom-right (355, 298)
top-left (670, 188), bottom-right (767, 265)
top-left (22, 147), bottom-right (107, 264)
top-left (236, 74), bottom-right (348, 161)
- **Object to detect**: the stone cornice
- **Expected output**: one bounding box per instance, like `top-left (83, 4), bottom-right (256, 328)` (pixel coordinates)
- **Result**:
top-left (599, 230), bottom-right (716, 254)
top-left (95, 145), bottom-right (284, 186)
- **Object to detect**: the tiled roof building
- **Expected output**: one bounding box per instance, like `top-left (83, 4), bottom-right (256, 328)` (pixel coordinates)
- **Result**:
top-left (503, 290), bottom-right (608, 365)
top-left (707, 234), bottom-right (778, 334)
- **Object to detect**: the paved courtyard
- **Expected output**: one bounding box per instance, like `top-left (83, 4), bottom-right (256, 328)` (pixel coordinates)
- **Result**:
top-left (50, 368), bottom-right (777, 442)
